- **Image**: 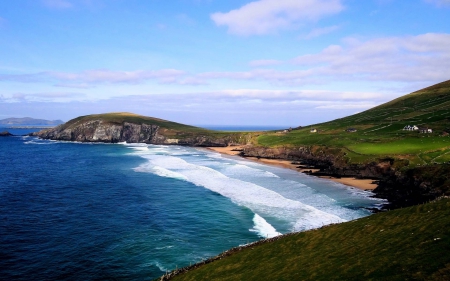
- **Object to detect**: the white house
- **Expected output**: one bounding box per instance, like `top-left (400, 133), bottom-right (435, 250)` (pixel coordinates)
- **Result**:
top-left (403, 125), bottom-right (419, 131)
top-left (310, 128), bottom-right (317, 133)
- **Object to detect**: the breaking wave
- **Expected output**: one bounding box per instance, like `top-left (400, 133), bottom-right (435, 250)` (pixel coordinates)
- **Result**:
top-left (249, 214), bottom-right (282, 238)
top-left (129, 145), bottom-right (347, 233)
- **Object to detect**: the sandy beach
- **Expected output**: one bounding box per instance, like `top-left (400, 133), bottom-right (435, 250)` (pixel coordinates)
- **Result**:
top-left (206, 146), bottom-right (377, 191)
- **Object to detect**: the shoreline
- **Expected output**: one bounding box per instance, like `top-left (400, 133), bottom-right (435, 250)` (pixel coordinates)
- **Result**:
top-left (206, 146), bottom-right (377, 191)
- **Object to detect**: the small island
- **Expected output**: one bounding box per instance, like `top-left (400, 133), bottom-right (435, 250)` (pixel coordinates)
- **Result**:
top-left (0, 131), bottom-right (13, 137)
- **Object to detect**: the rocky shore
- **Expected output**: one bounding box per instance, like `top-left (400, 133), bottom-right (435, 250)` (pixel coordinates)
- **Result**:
top-left (206, 146), bottom-right (378, 191)
top-left (238, 146), bottom-right (448, 210)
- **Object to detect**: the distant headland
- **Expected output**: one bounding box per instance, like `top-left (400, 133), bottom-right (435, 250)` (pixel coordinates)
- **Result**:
top-left (0, 117), bottom-right (64, 126)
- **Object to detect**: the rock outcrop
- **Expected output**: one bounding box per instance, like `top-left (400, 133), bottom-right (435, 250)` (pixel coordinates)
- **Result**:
top-left (32, 119), bottom-right (231, 147)
top-left (0, 131), bottom-right (13, 137)
top-left (240, 145), bottom-right (448, 209)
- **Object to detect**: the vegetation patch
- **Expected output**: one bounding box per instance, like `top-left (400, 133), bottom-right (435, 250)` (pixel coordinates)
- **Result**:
top-left (164, 198), bottom-right (450, 281)
top-left (256, 80), bottom-right (450, 166)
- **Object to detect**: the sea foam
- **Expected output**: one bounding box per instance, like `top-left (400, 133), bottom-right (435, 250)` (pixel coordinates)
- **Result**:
top-left (131, 147), bottom-right (346, 232)
top-left (250, 214), bottom-right (282, 238)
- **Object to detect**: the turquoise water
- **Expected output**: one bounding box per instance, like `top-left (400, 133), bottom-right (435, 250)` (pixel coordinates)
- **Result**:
top-left (0, 129), bottom-right (384, 280)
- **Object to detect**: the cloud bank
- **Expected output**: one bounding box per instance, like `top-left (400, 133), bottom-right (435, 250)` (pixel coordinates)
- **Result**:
top-left (42, 0), bottom-right (73, 9)
top-left (211, 0), bottom-right (344, 35)
top-left (1, 33), bottom-right (449, 88)
top-left (425, 0), bottom-right (450, 7)
top-left (293, 33), bottom-right (450, 82)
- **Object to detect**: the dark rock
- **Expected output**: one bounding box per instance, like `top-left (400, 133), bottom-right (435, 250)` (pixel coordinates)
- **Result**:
top-left (32, 120), bottom-right (232, 147)
top-left (0, 131), bottom-right (13, 137)
top-left (240, 145), bottom-right (449, 210)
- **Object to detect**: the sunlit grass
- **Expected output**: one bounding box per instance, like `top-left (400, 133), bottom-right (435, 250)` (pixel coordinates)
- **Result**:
top-left (256, 80), bottom-right (450, 166)
top-left (170, 199), bottom-right (450, 281)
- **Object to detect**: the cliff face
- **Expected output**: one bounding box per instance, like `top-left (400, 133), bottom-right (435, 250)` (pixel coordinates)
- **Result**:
top-left (240, 146), bottom-right (448, 209)
top-left (241, 146), bottom-right (394, 178)
top-left (33, 120), bottom-right (230, 147)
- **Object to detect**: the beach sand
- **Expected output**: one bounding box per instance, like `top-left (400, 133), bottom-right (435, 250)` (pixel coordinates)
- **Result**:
top-left (206, 146), bottom-right (377, 191)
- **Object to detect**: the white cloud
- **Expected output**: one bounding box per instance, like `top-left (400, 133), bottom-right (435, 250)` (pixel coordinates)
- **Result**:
top-left (198, 69), bottom-right (315, 85)
top-left (303, 25), bottom-right (340, 39)
top-left (211, 0), bottom-right (344, 36)
top-left (101, 90), bottom-right (383, 118)
top-left (42, 0), bottom-right (73, 9)
top-left (54, 83), bottom-right (92, 89)
top-left (176, 14), bottom-right (196, 25)
top-left (425, 0), bottom-right (450, 7)
top-left (2, 34), bottom-right (448, 91)
top-left (192, 33), bottom-right (450, 86)
top-left (156, 23), bottom-right (167, 30)
top-left (9, 92), bottom-right (85, 102)
top-left (291, 33), bottom-right (450, 83)
top-left (1, 88), bottom-right (390, 126)
top-left (210, 89), bottom-right (382, 101)
top-left (41, 0), bottom-right (101, 10)
top-left (0, 72), bottom-right (46, 83)
top-left (0, 69), bottom-right (195, 86)
top-left (49, 69), bottom-right (187, 84)
top-left (249, 60), bottom-right (283, 67)
top-left (314, 102), bottom-right (377, 109)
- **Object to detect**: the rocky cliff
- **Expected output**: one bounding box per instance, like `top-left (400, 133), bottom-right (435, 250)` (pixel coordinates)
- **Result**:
top-left (32, 118), bottom-right (234, 147)
top-left (240, 146), bottom-right (448, 209)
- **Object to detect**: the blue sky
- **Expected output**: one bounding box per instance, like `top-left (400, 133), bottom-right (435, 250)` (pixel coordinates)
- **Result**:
top-left (1, 0), bottom-right (449, 126)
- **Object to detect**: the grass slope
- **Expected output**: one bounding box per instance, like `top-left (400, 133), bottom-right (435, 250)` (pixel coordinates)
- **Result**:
top-left (257, 80), bottom-right (450, 165)
top-left (61, 112), bottom-right (209, 133)
top-left (171, 198), bottom-right (450, 281)
top-left (56, 112), bottom-right (258, 143)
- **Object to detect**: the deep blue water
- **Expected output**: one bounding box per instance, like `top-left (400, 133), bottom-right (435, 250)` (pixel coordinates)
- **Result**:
top-left (0, 128), bottom-right (384, 280)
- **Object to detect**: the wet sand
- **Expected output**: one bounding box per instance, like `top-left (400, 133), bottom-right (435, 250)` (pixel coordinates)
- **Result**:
top-left (206, 146), bottom-right (377, 191)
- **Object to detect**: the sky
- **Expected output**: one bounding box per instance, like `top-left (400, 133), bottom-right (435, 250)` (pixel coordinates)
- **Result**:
top-left (1, 0), bottom-right (450, 126)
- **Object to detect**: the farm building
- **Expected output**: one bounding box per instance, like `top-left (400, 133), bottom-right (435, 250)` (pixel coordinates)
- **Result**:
top-left (346, 128), bottom-right (357, 133)
top-left (403, 125), bottom-right (419, 131)
top-left (310, 128), bottom-right (317, 133)
top-left (419, 128), bottom-right (433, 133)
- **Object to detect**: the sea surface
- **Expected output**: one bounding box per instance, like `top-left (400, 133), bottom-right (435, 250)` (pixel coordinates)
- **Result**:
top-left (0, 127), bottom-right (385, 280)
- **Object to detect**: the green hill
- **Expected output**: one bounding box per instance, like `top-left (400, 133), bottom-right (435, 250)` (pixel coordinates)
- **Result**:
top-left (59, 112), bottom-right (211, 135)
top-left (257, 80), bottom-right (450, 166)
top-left (34, 112), bottom-right (258, 146)
top-left (162, 198), bottom-right (450, 281)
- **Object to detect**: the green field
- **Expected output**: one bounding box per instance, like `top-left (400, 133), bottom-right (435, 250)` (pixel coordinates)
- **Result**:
top-left (256, 80), bottom-right (450, 166)
top-left (167, 198), bottom-right (450, 281)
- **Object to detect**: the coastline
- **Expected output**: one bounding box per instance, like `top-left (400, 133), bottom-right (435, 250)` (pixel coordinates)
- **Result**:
top-left (206, 146), bottom-right (377, 191)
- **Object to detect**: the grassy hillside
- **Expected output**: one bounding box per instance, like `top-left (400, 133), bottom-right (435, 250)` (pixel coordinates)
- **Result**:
top-left (167, 198), bottom-right (450, 281)
top-left (60, 112), bottom-right (209, 133)
top-left (60, 112), bottom-right (240, 140)
top-left (257, 80), bottom-right (450, 166)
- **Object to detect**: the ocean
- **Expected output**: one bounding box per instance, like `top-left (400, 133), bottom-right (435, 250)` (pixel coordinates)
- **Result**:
top-left (0, 128), bottom-right (384, 280)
